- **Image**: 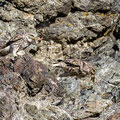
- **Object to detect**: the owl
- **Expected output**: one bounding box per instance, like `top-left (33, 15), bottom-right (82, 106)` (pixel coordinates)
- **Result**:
top-left (53, 59), bottom-right (95, 83)
top-left (0, 31), bottom-right (38, 57)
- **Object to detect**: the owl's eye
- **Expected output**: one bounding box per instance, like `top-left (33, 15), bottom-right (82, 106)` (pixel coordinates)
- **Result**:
top-left (29, 34), bottom-right (35, 40)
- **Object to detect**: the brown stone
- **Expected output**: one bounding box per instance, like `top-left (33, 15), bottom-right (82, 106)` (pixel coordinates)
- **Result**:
top-left (0, 57), bottom-right (13, 75)
top-left (108, 112), bottom-right (120, 120)
top-left (14, 55), bottom-right (62, 96)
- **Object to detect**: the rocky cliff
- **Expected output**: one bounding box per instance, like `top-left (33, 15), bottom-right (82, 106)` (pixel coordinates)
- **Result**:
top-left (0, 0), bottom-right (120, 120)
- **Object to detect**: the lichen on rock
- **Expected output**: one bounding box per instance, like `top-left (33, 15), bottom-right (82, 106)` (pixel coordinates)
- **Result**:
top-left (0, 0), bottom-right (120, 119)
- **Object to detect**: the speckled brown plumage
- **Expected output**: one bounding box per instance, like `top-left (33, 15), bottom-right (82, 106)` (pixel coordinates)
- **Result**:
top-left (54, 59), bottom-right (95, 83)
top-left (0, 32), bottom-right (38, 57)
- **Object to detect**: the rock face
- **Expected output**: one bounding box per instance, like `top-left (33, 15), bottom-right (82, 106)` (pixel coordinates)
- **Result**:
top-left (14, 55), bottom-right (47, 96)
top-left (0, 0), bottom-right (120, 120)
top-left (14, 55), bottom-right (61, 96)
top-left (0, 72), bottom-right (24, 120)
top-left (41, 11), bottom-right (113, 43)
top-left (73, 0), bottom-right (114, 12)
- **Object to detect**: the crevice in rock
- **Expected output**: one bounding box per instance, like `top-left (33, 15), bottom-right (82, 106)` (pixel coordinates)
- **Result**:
top-left (67, 36), bottom-right (97, 45)
top-left (87, 27), bottom-right (104, 35)
top-left (88, 112), bottom-right (100, 118)
top-left (35, 12), bottom-right (67, 29)
top-left (113, 27), bottom-right (120, 40)
top-left (88, 26), bottom-right (113, 44)
top-left (109, 42), bottom-right (119, 58)
top-left (67, 37), bottom-right (83, 45)
top-left (94, 27), bottom-right (110, 38)
top-left (6, 0), bottom-right (33, 14)
top-left (62, 24), bottom-right (113, 45)
top-left (0, 1), bottom-right (6, 7)
top-left (27, 81), bottom-right (45, 96)
top-left (0, 17), bottom-right (10, 22)
top-left (29, 49), bottom-right (38, 55)
top-left (94, 9), bottom-right (111, 14)
top-left (82, 112), bottom-right (101, 120)
top-left (35, 21), bottom-right (50, 29)
top-left (70, 1), bottom-right (89, 13)
top-left (70, 6), bottom-right (83, 13)
top-left (112, 44), bottom-right (119, 51)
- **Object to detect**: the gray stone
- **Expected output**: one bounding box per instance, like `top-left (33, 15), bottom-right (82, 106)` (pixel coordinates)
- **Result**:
top-left (73, 0), bottom-right (114, 12)
top-left (41, 12), bottom-right (113, 43)
top-left (0, 0), bottom-right (119, 119)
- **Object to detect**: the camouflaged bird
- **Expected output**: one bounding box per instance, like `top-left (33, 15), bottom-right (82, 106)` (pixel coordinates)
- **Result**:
top-left (0, 32), bottom-right (38, 57)
top-left (53, 59), bottom-right (95, 83)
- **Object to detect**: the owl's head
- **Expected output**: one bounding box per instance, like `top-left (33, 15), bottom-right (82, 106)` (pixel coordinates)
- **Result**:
top-left (27, 33), bottom-right (37, 43)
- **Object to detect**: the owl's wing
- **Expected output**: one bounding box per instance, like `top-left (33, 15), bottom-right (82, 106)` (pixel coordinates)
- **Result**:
top-left (64, 59), bottom-right (81, 67)
top-left (6, 33), bottom-right (23, 46)
top-left (0, 46), bottom-right (10, 56)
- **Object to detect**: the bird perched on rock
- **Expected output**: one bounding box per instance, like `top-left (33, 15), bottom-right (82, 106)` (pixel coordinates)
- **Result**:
top-left (53, 59), bottom-right (95, 83)
top-left (0, 31), bottom-right (38, 57)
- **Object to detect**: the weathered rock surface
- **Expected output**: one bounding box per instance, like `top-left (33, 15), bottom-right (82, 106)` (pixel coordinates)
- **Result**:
top-left (0, 72), bottom-right (24, 120)
top-left (73, 0), bottom-right (114, 12)
top-left (8, 0), bottom-right (72, 22)
top-left (0, 0), bottom-right (120, 120)
top-left (14, 55), bottom-right (62, 96)
top-left (41, 12), bottom-right (113, 43)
